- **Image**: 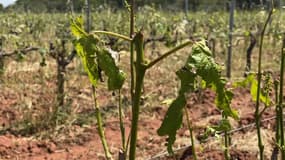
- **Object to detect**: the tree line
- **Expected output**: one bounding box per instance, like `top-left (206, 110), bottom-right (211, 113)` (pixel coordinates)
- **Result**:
top-left (1, 0), bottom-right (284, 13)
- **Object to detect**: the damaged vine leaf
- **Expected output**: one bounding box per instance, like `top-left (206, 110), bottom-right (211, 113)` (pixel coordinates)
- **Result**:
top-left (234, 73), bottom-right (271, 106)
top-left (97, 48), bottom-right (126, 90)
top-left (71, 17), bottom-right (125, 90)
top-left (199, 118), bottom-right (232, 142)
top-left (157, 40), bottom-right (239, 154)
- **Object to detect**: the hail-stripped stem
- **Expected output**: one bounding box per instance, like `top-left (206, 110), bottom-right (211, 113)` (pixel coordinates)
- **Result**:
top-left (254, 2), bottom-right (274, 160)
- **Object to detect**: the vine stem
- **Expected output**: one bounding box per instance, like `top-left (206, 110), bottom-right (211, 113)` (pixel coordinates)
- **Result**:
top-left (92, 86), bottom-right (113, 160)
top-left (130, 0), bottom-right (135, 99)
top-left (129, 32), bottom-right (146, 160)
top-left (129, 33), bottom-right (194, 160)
top-left (273, 80), bottom-right (280, 160)
top-left (85, 1), bottom-right (112, 159)
top-left (279, 36), bottom-right (285, 160)
top-left (255, 4), bottom-right (274, 160)
top-left (118, 89), bottom-right (126, 157)
top-left (91, 31), bottom-right (132, 42)
top-left (127, 2), bottom-right (194, 158)
top-left (223, 116), bottom-right (230, 160)
top-left (224, 131), bottom-right (230, 160)
top-left (184, 108), bottom-right (197, 160)
top-left (128, 0), bottom-right (135, 158)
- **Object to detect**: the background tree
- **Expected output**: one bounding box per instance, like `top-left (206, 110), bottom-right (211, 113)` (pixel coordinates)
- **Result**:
top-left (0, 3), bottom-right (3, 11)
top-left (6, 0), bottom-right (285, 12)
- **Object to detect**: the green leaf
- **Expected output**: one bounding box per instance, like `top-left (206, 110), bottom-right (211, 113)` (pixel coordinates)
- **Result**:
top-left (191, 40), bottom-right (212, 56)
top-left (97, 48), bottom-right (126, 90)
top-left (235, 74), bottom-right (271, 106)
top-left (244, 31), bottom-right (250, 37)
top-left (161, 98), bottom-right (174, 105)
top-left (233, 74), bottom-right (255, 88)
top-left (212, 119), bottom-right (232, 132)
top-left (70, 17), bottom-right (86, 39)
top-left (199, 119), bottom-right (231, 142)
top-left (71, 17), bottom-right (100, 86)
top-left (71, 17), bottom-right (125, 90)
top-left (250, 78), bottom-right (258, 102)
top-left (185, 41), bottom-right (238, 119)
top-left (260, 94), bottom-right (271, 106)
top-left (74, 35), bottom-right (99, 87)
top-left (158, 40), bottom-right (238, 154)
top-left (199, 127), bottom-right (216, 142)
top-left (157, 95), bottom-right (186, 154)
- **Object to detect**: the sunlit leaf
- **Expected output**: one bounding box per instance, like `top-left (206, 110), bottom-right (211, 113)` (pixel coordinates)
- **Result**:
top-left (250, 78), bottom-right (258, 101)
top-left (71, 17), bottom-right (125, 90)
top-left (235, 73), bottom-right (271, 106)
top-left (233, 74), bottom-right (255, 88)
top-left (161, 98), bottom-right (174, 105)
top-left (70, 17), bottom-right (86, 38)
top-left (74, 35), bottom-right (99, 86)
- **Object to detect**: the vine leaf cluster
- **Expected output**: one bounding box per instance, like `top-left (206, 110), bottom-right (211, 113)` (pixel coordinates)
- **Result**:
top-left (157, 40), bottom-right (239, 154)
top-left (71, 17), bottom-right (126, 90)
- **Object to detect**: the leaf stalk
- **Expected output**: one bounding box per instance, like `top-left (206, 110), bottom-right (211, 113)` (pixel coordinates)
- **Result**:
top-left (146, 40), bottom-right (193, 69)
top-left (91, 31), bottom-right (132, 42)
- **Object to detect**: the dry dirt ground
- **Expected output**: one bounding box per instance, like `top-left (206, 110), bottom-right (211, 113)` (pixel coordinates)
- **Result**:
top-left (0, 45), bottom-right (281, 160)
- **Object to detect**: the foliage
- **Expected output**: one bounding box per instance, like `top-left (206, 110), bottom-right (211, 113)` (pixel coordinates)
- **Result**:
top-left (234, 74), bottom-right (272, 106)
top-left (157, 40), bottom-right (238, 154)
top-left (0, 3), bottom-right (3, 11)
top-left (6, 0), bottom-right (284, 12)
top-left (71, 17), bottom-right (125, 90)
top-left (0, 8), bottom-right (284, 159)
top-left (1, 10), bottom-right (284, 52)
